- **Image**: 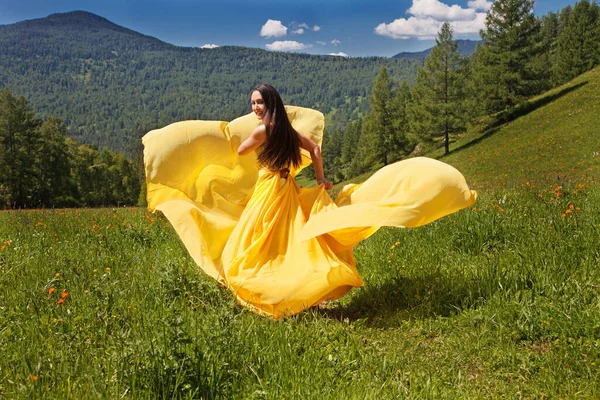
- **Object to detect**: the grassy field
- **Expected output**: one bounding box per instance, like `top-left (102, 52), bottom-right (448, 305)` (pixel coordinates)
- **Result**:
top-left (1, 67), bottom-right (599, 399)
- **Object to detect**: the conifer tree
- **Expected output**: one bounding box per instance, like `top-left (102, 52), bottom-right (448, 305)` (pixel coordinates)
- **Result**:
top-left (554, 0), bottom-right (600, 84)
top-left (474, 0), bottom-right (542, 114)
top-left (36, 117), bottom-right (74, 206)
top-left (390, 81), bottom-right (412, 155)
top-left (322, 128), bottom-right (343, 182)
top-left (340, 119), bottom-right (362, 179)
top-left (361, 66), bottom-right (395, 166)
top-left (410, 23), bottom-right (468, 155)
top-left (0, 88), bottom-right (41, 208)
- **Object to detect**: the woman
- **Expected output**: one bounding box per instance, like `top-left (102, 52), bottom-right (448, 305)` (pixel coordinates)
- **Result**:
top-left (142, 83), bottom-right (477, 319)
top-left (238, 83), bottom-right (332, 189)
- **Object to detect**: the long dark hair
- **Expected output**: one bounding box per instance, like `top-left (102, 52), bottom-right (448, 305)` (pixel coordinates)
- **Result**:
top-left (252, 83), bottom-right (302, 170)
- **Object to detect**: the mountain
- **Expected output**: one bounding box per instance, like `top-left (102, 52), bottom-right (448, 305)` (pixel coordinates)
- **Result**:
top-left (392, 39), bottom-right (480, 59)
top-left (0, 11), bottom-right (423, 156)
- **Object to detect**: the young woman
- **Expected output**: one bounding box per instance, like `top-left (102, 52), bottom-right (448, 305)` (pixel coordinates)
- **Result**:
top-left (238, 83), bottom-right (332, 189)
top-left (142, 83), bottom-right (477, 319)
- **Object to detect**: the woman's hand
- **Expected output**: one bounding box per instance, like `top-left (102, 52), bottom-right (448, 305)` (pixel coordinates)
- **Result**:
top-left (317, 179), bottom-right (333, 190)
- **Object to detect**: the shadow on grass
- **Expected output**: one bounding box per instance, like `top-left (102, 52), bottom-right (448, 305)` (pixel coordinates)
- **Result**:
top-left (318, 273), bottom-right (492, 328)
top-left (443, 81), bottom-right (588, 158)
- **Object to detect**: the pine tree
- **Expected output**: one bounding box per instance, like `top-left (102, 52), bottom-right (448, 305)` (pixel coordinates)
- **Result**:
top-left (390, 81), bottom-right (412, 156)
top-left (340, 119), bottom-right (362, 179)
top-left (361, 66), bottom-right (395, 166)
top-left (322, 128), bottom-right (343, 182)
top-left (409, 23), bottom-right (469, 155)
top-left (0, 88), bottom-right (42, 208)
top-left (36, 117), bottom-right (74, 207)
top-left (554, 0), bottom-right (600, 84)
top-left (474, 0), bottom-right (542, 114)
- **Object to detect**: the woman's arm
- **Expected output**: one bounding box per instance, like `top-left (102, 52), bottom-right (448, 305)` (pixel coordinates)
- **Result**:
top-left (238, 125), bottom-right (267, 156)
top-left (299, 133), bottom-right (333, 190)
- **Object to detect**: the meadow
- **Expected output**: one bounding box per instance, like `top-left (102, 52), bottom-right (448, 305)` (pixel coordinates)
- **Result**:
top-left (1, 68), bottom-right (599, 399)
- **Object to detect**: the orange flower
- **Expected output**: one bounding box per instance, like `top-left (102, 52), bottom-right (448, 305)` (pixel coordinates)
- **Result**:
top-left (48, 287), bottom-right (55, 295)
top-left (55, 273), bottom-right (60, 277)
top-left (57, 298), bottom-right (64, 305)
top-left (3, 239), bottom-right (10, 245)
top-left (61, 290), bottom-right (69, 299)
top-left (29, 375), bottom-right (38, 381)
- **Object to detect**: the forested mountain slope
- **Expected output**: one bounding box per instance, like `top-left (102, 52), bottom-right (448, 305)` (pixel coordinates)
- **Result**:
top-left (0, 11), bottom-right (422, 156)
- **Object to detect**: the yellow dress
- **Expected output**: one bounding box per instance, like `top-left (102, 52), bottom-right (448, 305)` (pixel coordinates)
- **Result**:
top-left (142, 106), bottom-right (477, 319)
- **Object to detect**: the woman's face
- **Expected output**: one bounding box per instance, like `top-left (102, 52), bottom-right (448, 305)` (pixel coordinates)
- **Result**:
top-left (251, 90), bottom-right (265, 120)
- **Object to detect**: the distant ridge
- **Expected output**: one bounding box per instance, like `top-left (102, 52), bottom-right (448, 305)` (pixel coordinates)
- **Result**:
top-left (0, 10), bottom-right (175, 53)
top-left (392, 39), bottom-right (480, 59)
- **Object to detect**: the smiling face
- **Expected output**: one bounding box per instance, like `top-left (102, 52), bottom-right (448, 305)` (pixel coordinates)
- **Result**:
top-left (251, 90), bottom-right (266, 120)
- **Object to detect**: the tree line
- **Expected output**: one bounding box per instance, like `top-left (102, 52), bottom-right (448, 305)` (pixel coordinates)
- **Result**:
top-left (313, 0), bottom-right (600, 182)
top-left (0, 88), bottom-right (141, 208)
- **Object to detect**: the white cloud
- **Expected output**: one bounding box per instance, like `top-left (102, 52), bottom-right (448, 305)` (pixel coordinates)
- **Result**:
top-left (408, 0), bottom-right (476, 21)
top-left (375, 16), bottom-right (441, 39)
top-left (468, 0), bottom-right (493, 11)
top-left (452, 11), bottom-right (488, 35)
top-left (330, 39), bottom-right (341, 46)
top-left (317, 41), bottom-right (327, 46)
top-left (329, 52), bottom-right (349, 58)
top-left (260, 20), bottom-right (287, 38)
top-left (265, 41), bottom-right (313, 51)
top-left (375, 0), bottom-right (491, 39)
top-left (290, 22), bottom-right (320, 35)
top-left (201, 44), bottom-right (219, 49)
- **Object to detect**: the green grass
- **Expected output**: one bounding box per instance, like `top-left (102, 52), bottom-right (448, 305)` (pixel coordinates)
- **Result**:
top-left (1, 67), bottom-right (600, 398)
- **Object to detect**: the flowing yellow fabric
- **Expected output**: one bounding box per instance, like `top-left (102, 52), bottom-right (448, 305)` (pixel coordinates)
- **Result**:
top-left (143, 106), bottom-right (477, 319)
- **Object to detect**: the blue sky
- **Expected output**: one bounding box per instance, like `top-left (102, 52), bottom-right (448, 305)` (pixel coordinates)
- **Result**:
top-left (0, 0), bottom-right (575, 57)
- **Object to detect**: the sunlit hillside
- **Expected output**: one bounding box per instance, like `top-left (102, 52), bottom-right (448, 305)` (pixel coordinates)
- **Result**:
top-left (444, 66), bottom-right (600, 192)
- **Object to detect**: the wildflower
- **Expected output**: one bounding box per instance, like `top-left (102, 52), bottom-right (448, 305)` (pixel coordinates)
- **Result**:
top-left (105, 267), bottom-right (111, 271)
top-left (3, 240), bottom-right (10, 245)
top-left (57, 299), bottom-right (64, 305)
top-left (29, 375), bottom-right (38, 382)
top-left (61, 290), bottom-right (69, 299)
top-left (48, 287), bottom-right (55, 295)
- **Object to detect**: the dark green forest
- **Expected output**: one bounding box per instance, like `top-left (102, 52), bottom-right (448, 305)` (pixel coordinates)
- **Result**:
top-left (0, 11), bottom-right (422, 157)
top-left (1, 0), bottom-right (599, 208)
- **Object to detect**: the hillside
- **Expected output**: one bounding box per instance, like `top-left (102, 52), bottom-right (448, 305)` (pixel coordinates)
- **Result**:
top-left (392, 39), bottom-right (479, 59)
top-left (0, 11), bottom-right (422, 156)
top-left (442, 66), bottom-right (600, 190)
